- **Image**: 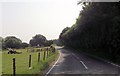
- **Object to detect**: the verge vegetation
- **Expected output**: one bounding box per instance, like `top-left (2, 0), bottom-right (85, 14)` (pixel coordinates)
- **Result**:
top-left (2, 47), bottom-right (59, 76)
top-left (59, 2), bottom-right (120, 64)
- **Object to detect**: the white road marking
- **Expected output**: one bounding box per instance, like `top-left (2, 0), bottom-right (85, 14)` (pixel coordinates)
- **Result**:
top-left (105, 60), bottom-right (120, 68)
top-left (45, 50), bottom-right (61, 76)
top-left (80, 61), bottom-right (88, 70)
top-left (72, 53), bottom-right (88, 70)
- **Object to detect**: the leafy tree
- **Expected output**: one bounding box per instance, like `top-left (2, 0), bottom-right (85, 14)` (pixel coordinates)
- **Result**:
top-left (59, 27), bottom-right (70, 44)
top-left (0, 37), bottom-right (3, 50)
top-left (46, 40), bottom-right (53, 46)
top-left (29, 34), bottom-right (47, 47)
top-left (59, 27), bottom-right (70, 37)
top-left (54, 39), bottom-right (63, 46)
top-left (59, 2), bottom-right (120, 62)
top-left (4, 36), bottom-right (22, 49)
top-left (21, 42), bottom-right (29, 48)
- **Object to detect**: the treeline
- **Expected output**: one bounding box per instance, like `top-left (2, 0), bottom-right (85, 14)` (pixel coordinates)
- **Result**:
top-left (0, 34), bottom-right (54, 49)
top-left (59, 2), bottom-right (120, 63)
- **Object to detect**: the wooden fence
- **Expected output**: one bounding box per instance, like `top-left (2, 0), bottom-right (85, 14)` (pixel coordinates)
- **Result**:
top-left (12, 47), bottom-right (56, 76)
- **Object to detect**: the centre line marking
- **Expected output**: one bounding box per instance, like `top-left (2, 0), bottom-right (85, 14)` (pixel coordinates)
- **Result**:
top-left (72, 53), bottom-right (88, 70)
top-left (80, 61), bottom-right (88, 70)
top-left (45, 50), bottom-right (61, 76)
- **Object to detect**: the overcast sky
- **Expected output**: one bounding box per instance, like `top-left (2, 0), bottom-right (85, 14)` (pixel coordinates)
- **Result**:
top-left (0, 0), bottom-right (82, 43)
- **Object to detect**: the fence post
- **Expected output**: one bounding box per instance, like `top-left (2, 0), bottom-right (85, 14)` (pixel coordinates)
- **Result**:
top-left (38, 52), bottom-right (40, 62)
top-left (47, 50), bottom-right (49, 58)
top-left (13, 58), bottom-right (16, 76)
top-left (29, 55), bottom-right (32, 69)
top-left (46, 48), bottom-right (48, 58)
top-left (43, 50), bottom-right (46, 60)
top-left (53, 47), bottom-right (56, 53)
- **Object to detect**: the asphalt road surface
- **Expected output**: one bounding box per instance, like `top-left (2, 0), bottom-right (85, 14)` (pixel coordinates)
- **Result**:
top-left (45, 47), bottom-right (120, 76)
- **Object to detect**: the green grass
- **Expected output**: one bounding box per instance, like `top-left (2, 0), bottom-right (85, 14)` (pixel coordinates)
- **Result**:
top-left (0, 51), bottom-right (2, 76)
top-left (2, 48), bottom-right (58, 75)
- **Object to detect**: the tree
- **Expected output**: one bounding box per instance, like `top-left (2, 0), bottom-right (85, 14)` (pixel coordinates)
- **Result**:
top-left (53, 39), bottom-right (63, 46)
top-left (59, 27), bottom-right (70, 44)
top-left (59, 2), bottom-right (120, 62)
top-left (46, 40), bottom-right (53, 46)
top-left (59, 27), bottom-right (70, 38)
top-left (21, 42), bottom-right (29, 48)
top-left (4, 36), bottom-right (22, 49)
top-left (0, 37), bottom-right (3, 50)
top-left (29, 34), bottom-right (47, 47)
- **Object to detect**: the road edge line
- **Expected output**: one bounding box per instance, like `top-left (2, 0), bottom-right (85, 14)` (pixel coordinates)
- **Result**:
top-left (45, 50), bottom-right (61, 76)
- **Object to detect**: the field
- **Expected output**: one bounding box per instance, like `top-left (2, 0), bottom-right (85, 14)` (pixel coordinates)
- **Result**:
top-left (2, 48), bottom-right (58, 75)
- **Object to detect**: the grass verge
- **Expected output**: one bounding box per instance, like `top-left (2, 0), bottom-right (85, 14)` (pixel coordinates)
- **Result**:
top-left (2, 48), bottom-right (59, 76)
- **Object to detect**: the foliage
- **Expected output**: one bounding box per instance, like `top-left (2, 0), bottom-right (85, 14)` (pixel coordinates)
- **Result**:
top-left (4, 36), bottom-right (22, 49)
top-left (59, 27), bottom-right (70, 44)
top-left (0, 37), bottom-right (6, 50)
top-left (29, 34), bottom-right (54, 47)
top-left (59, 2), bottom-right (120, 63)
top-left (59, 27), bottom-right (70, 38)
top-left (1, 34), bottom-right (54, 49)
top-left (46, 40), bottom-right (53, 46)
top-left (53, 39), bottom-right (63, 46)
top-left (21, 42), bottom-right (29, 48)
top-left (29, 34), bottom-right (47, 47)
top-left (0, 37), bottom-right (2, 50)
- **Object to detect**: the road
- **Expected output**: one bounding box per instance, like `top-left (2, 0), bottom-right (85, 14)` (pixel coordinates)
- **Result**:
top-left (45, 47), bottom-right (120, 75)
